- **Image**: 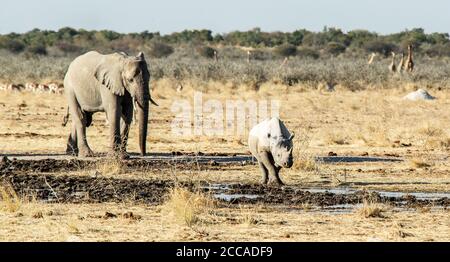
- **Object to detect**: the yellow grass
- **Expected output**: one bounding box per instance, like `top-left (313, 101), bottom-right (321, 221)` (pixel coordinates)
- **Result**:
top-left (0, 202), bottom-right (448, 241)
top-left (0, 183), bottom-right (21, 213)
top-left (356, 200), bottom-right (388, 218)
top-left (162, 187), bottom-right (216, 227)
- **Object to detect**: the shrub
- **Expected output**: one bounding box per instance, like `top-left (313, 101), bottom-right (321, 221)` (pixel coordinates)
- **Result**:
top-left (364, 40), bottom-right (397, 57)
top-left (56, 42), bottom-right (83, 53)
top-left (297, 47), bottom-right (320, 59)
top-left (274, 44), bottom-right (297, 57)
top-left (326, 42), bottom-right (346, 56)
top-left (197, 46), bottom-right (216, 59)
top-left (148, 42), bottom-right (174, 58)
top-left (0, 39), bottom-right (25, 53)
top-left (26, 44), bottom-right (47, 56)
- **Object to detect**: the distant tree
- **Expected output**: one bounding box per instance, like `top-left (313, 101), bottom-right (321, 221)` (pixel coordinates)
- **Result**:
top-left (348, 30), bottom-right (378, 48)
top-left (287, 29), bottom-right (307, 46)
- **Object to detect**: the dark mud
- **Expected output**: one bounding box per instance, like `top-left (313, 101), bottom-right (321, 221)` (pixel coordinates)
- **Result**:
top-left (0, 156), bottom-right (248, 174)
top-left (1, 172), bottom-right (448, 208)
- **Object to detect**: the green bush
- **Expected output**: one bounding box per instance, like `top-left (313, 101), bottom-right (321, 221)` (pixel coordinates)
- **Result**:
top-left (274, 44), bottom-right (297, 57)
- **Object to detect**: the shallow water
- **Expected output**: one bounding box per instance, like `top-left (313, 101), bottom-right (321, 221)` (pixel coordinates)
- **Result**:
top-left (214, 193), bottom-right (260, 202)
top-left (300, 187), bottom-right (450, 201)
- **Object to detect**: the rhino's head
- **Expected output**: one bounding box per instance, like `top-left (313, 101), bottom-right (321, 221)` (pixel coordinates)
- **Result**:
top-left (269, 133), bottom-right (295, 168)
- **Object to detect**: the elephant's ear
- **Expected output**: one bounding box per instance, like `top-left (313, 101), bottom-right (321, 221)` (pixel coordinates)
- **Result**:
top-left (94, 62), bottom-right (125, 96)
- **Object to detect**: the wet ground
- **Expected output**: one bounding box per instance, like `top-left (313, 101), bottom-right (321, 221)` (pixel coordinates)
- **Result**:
top-left (1, 155), bottom-right (448, 210)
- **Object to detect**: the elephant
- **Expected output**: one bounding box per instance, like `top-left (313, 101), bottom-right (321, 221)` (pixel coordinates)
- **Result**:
top-left (63, 51), bottom-right (158, 158)
top-left (248, 117), bottom-right (294, 186)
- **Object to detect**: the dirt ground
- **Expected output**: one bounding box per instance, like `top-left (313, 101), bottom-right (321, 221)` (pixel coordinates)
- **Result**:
top-left (0, 81), bottom-right (449, 241)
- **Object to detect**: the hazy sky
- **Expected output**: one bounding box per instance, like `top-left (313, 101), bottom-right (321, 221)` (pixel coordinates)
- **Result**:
top-left (1, 0), bottom-right (449, 35)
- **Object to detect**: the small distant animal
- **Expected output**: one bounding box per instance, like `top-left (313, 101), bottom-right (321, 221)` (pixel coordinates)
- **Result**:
top-left (25, 82), bottom-right (38, 92)
top-left (397, 53), bottom-right (405, 72)
top-left (389, 52), bottom-right (397, 73)
top-left (0, 83), bottom-right (8, 91)
top-left (48, 83), bottom-right (60, 94)
top-left (368, 52), bottom-right (377, 65)
top-left (405, 44), bottom-right (414, 72)
top-left (248, 117), bottom-right (294, 186)
top-left (7, 83), bottom-right (22, 92)
top-left (37, 84), bottom-right (49, 93)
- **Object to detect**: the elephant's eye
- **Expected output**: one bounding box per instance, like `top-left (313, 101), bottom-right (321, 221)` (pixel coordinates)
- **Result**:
top-left (128, 78), bottom-right (134, 83)
top-left (134, 69), bottom-right (141, 77)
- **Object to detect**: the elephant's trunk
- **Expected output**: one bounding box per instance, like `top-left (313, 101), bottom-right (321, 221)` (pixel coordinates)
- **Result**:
top-left (137, 93), bottom-right (149, 156)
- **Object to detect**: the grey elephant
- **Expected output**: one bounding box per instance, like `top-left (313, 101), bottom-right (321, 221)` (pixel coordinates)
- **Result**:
top-left (63, 51), bottom-right (158, 158)
top-left (248, 117), bottom-right (294, 185)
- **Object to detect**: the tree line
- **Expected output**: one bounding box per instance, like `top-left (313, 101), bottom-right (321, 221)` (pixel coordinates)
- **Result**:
top-left (0, 27), bottom-right (449, 58)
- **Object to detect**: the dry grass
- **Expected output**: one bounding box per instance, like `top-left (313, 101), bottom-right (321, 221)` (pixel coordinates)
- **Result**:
top-left (409, 158), bottom-right (432, 169)
top-left (94, 159), bottom-right (126, 176)
top-left (0, 183), bottom-right (21, 213)
top-left (0, 202), bottom-right (448, 241)
top-left (162, 186), bottom-right (216, 227)
top-left (356, 200), bottom-right (388, 218)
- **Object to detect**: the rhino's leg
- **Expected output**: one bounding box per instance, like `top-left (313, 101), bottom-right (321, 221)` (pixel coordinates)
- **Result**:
top-left (258, 161), bottom-right (269, 184)
top-left (260, 151), bottom-right (284, 186)
top-left (272, 166), bottom-right (284, 186)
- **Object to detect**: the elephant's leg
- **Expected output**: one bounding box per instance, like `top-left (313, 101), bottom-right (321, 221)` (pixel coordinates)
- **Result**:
top-left (119, 105), bottom-right (133, 159)
top-left (68, 98), bottom-right (94, 157)
top-left (258, 161), bottom-right (269, 185)
top-left (66, 121), bottom-right (78, 156)
top-left (75, 112), bottom-right (94, 157)
top-left (106, 100), bottom-right (122, 158)
top-left (259, 151), bottom-right (284, 186)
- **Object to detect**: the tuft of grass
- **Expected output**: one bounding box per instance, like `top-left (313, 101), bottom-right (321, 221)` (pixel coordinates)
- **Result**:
top-left (300, 202), bottom-right (313, 211)
top-left (389, 222), bottom-right (414, 239)
top-left (325, 132), bottom-right (350, 145)
top-left (0, 183), bottom-right (21, 213)
top-left (356, 200), bottom-right (387, 218)
top-left (238, 206), bottom-right (259, 226)
top-left (94, 159), bottom-right (126, 176)
top-left (163, 186), bottom-right (215, 227)
top-left (418, 125), bottom-right (444, 138)
top-left (409, 158), bottom-right (431, 168)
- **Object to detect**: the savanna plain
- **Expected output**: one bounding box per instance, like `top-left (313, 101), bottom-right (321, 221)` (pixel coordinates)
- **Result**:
top-left (0, 52), bottom-right (449, 242)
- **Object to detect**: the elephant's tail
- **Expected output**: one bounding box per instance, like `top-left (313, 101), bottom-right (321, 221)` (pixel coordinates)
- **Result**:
top-left (61, 107), bottom-right (70, 127)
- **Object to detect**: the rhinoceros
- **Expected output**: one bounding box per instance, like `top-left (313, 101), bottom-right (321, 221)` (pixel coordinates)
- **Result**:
top-left (248, 117), bottom-right (294, 185)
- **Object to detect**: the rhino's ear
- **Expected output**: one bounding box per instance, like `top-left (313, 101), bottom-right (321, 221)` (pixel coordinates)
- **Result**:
top-left (289, 133), bottom-right (295, 141)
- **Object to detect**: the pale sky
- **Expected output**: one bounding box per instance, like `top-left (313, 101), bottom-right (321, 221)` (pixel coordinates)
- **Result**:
top-left (0, 0), bottom-right (449, 35)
